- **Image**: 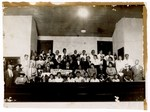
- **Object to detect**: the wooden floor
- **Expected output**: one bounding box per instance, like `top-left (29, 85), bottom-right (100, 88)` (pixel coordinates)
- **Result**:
top-left (4, 82), bottom-right (145, 102)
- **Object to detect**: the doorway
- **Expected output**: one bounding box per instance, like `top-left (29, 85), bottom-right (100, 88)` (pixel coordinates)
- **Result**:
top-left (37, 40), bottom-right (53, 54)
top-left (97, 41), bottom-right (113, 55)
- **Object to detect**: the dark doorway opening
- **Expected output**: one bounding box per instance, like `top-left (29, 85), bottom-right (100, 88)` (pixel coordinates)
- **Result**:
top-left (37, 40), bottom-right (53, 54)
top-left (97, 41), bottom-right (113, 55)
top-left (118, 47), bottom-right (124, 60)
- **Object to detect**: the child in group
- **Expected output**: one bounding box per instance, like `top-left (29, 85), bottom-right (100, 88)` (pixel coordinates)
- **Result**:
top-left (55, 72), bottom-right (63, 82)
top-left (67, 72), bottom-right (75, 82)
top-left (48, 74), bottom-right (55, 82)
top-left (112, 74), bottom-right (120, 82)
top-left (83, 72), bottom-right (90, 82)
top-left (90, 73), bottom-right (99, 82)
top-left (74, 71), bottom-right (83, 83)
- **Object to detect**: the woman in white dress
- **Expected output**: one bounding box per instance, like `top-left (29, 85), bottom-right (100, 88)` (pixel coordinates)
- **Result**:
top-left (28, 55), bottom-right (37, 81)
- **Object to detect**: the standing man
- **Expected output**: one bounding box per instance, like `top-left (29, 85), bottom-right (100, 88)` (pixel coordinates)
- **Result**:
top-left (4, 64), bottom-right (14, 87)
top-left (132, 59), bottom-right (144, 81)
top-left (123, 54), bottom-right (134, 68)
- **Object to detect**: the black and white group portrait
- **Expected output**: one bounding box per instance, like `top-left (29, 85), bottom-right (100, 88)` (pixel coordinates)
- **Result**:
top-left (3, 2), bottom-right (146, 103)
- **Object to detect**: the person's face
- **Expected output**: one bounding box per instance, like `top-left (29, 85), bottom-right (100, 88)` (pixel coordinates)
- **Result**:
top-left (115, 75), bottom-right (118, 79)
top-left (57, 65), bottom-right (60, 69)
top-left (48, 57), bottom-right (51, 61)
top-left (57, 73), bottom-right (61, 78)
top-left (83, 50), bottom-right (86, 54)
top-left (55, 50), bottom-right (59, 55)
top-left (49, 49), bottom-right (52, 53)
top-left (47, 63), bottom-right (50, 68)
top-left (16, 66), bottom-right (20, 71)
top-left (77, 73), bottom-right (80, 77)
top-left (20, 75), bottom-right (23, 78)
top-left (125, 54), bottom-right (129, 59)
top-left (66, 62), bottom-right (69, 66)
top-left (50, 75), bottom-right (53, 79)
top-left (32, 56), bottom-right (35, 60)
top-left (91, 50), bottom-right (95, 55)
top-left (100, 65), bottom-right (103, 69)
top-left (25, 55), bottom-right (28, 60)
top-left (108, 51), bottom-right (111, 55)
top-left (108, 57), bottom-right (112, 62)
top-left (99, 50), bottom-right (103, 54)
top-left (135, 60), bottom-right (139, 65)
top-left (91, 65), bottom-right (94, 68)
top-left (74, 50), bottom-right (77, 54)
top-left (42, 51), bottom-right (45, 54)
top-left (3, 58), bottom-right (5, 62)
top-left (78, 65), bottom-right (82, 69)
top-left (118, 56), bottom-right (122, 60)
top-left (63, 49), bottom-right (67, 54)
top-left (39, 56), bottom-right (42, 60)
top-left (87, 56), bottom-right (90, 61)
top-left (85, 73), bottom-right (88, 77)
top-left (109, 63), bottom-right (112, 67)
top-left (8, 65), bottom-right (12, 70)
top-left (38, 64), bottom-right (41, 68)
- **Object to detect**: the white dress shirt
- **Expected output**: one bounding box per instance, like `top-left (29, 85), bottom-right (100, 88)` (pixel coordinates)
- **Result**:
top-left (90, 78), bottom-right (99, 82)
top-left (8, 69), bottom-right (13, 77)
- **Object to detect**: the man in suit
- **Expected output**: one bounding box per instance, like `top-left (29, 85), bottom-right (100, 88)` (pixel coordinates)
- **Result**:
top-left (132, 59), bottom-right (144, 81)
top-left (4, 64), bottom-right (14, 88)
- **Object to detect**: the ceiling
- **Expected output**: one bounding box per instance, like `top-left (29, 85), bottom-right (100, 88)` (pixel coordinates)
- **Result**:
top-left (3, 2), bottom-right (144, 37)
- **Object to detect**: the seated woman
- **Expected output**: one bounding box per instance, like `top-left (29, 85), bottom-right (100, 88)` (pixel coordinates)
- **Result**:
top-left (15, 72), bottom-right (27, 85)
top-left (37, 64), bottom-right (43, 76)
top-left (112, 74), bottom-right (120, 82)
top-left (106, 57), bottom-right (115, 67)
top-left (97, 64), bottom-right (107, 79)
top-left (36, 56), bottom-right (45, 67)
top-left (74, 65), bottom-right (86, 77)
top-left (106, 62), bottom-right (117, 81)
top-left (74, 71), bottom-right (83, 83)
top-left (55, 72), bottom-right (63, 82)
top-left (65, 62), bottom-right (71, 70)
top-left (90, 73), bottom-right (99, 82)
top-left (43, 63), bottom-right (51, 72)
top-left (83, 72), bottom-right (90, 82)
top-left (87, 64), bottom-right (97, 77)
top-left (48, 74), bottom-right (55, 82)
top-left (99, 74), bottom-right (105, 82)
top-left (91, 55), bottom-right (100, 67)
top-left (67, 72), bottom-right (75, 82)
top-left (122, 64), bottom-right (133, 82)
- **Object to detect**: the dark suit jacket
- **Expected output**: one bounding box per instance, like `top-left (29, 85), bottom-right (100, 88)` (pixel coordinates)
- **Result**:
top-left (4, 70), bottom-right (14, 87)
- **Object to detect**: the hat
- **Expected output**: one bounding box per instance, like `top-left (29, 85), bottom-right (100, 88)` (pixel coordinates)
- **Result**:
top-left (14, 64), bottom-right (22, 68)
top-left (19, 71), bottom-right (25, 76)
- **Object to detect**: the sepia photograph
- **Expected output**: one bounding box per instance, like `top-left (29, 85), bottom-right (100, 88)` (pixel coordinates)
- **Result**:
top-left (2, 1), bottom-right (147, 109)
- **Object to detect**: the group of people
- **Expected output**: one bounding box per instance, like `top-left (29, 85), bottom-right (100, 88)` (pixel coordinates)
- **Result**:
top-left (4, 48), bottom-right (144, 87)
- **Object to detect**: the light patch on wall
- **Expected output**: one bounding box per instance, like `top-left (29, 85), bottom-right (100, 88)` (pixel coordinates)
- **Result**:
top-left (30, 2), bottom-right (36, 5)
top-left (81, 29), bottom-right (86, 33)
top-left (77, 8), bottom-right (89, 18)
